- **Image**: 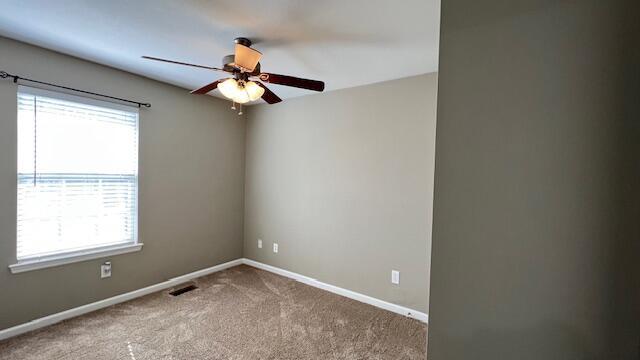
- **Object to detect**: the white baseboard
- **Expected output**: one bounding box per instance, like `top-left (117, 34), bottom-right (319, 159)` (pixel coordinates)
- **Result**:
top-left (241, 258), bottom-right (429, 324)
top-left (0, 257), bottom-right (427, 341)
top-left (0, 258), bottom-right (243, 341)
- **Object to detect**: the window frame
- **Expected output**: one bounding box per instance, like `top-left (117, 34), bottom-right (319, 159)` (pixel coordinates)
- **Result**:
top-left (10, 86), bottom-right (142, 273)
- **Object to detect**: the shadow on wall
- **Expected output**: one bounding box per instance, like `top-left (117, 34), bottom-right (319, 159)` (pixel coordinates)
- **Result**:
top-left (608, 6), bottom-right (640, 355)
top-left (436, 323), bottom-right (600, 360)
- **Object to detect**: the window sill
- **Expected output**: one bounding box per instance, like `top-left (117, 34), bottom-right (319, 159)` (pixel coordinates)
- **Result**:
top-left (9, 243), bottom-right (143, 274)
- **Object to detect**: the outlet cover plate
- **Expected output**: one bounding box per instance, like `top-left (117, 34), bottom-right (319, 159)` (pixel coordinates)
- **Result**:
top-left (101, 262), bottom-right (112, 279)
top-left (391, 270), bottom-right (400, 285)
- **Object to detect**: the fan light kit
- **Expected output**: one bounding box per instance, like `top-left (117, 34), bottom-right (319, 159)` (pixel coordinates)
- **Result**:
top-left (143, 37), bottom-right (325, 115)
top-left (218, 79), bottom-right (264, 104)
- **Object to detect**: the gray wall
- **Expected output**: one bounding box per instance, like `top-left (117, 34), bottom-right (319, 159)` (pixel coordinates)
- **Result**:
top-left (244, 74), bottom-right (437, 313)
top-left (0, 37), bottom-right (246, 330)
top-left (428, 1), bottom-right (640, 359)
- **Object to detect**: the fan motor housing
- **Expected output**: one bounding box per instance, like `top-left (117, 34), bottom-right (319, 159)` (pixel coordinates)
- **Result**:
top-left (222, 54), bottom-right (261, 76)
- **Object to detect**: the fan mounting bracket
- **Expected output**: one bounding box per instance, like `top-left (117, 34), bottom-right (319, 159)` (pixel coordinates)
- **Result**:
top-left (234, 37), bottom-right (252, 47)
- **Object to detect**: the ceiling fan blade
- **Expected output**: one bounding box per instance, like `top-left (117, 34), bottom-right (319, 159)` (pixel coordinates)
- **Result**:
top-left (190, 79), bottom-right (224, 95)
top-left (258, 73), bottom-right (325, 92)
top-left (256, 82), bottom-right (282, 104)
top-left (142, 56), bottom-right (227, 72)
top-left (234, 44), bottom-right (262, 72)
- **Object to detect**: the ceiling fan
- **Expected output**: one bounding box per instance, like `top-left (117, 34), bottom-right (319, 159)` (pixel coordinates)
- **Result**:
top-left (143, 37), bottom-right (325, 113)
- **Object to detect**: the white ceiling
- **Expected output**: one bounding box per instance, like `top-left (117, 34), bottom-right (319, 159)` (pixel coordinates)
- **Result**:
top-left (0, 0), bottom-right (440, 101)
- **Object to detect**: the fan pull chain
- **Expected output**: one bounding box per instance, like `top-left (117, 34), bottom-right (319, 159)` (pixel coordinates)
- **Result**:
top-left (238, 104), bottom-right (243, 116)
top-left (231, 100), bottom-right (236, 110)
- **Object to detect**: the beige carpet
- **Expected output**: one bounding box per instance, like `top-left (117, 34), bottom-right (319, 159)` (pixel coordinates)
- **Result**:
top-left (0, 265), bottom-right (426, 359)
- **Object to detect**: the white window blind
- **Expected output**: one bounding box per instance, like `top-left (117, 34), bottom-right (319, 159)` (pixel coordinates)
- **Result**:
top-left (17, 86), bottom-right (139, 261)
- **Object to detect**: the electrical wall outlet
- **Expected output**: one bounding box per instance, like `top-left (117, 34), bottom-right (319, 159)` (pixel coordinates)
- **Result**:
top-left (101, 262), bottom-right (112, 279)
top-left (273, 243), bottom-right (279, 253)
top-left (258, 239), bottom-right (263, 249)
top-left (391, 270), bottom-right (400, 285)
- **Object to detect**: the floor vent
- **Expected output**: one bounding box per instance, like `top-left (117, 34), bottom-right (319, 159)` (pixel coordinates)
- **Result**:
top-left (169, 284), bottom-right (198, 296)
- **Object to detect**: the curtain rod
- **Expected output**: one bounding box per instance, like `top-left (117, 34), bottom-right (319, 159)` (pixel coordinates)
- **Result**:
top-left (0, 70), bottom-right (151, 108)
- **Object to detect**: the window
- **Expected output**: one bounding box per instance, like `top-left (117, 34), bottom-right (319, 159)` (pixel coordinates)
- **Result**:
top-left (13, 86), bottom-right (140, 271)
